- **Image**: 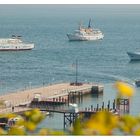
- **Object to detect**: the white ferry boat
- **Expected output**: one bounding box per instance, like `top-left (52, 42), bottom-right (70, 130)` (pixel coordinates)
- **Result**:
top-left (67, 19), bottom-right (104, 41)
top-left (0, 35), bottom-right (34, 51)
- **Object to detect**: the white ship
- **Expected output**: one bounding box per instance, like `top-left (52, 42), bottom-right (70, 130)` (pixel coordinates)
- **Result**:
top-left (127, 52), bottom-right (140, 61)
top-left (0, 35), bottom-right (34, 51)
top-left (67, 19), bottom-right (104, 41)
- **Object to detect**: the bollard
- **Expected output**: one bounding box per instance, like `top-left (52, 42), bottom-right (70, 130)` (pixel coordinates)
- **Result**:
top-left (59, 96), bottom-right (61, 102)
top-left (91, 105), bottom-right (93, 111)
top-left (96, 104), bottom-right (99, 111)
top-left (113, 99), bottom-right (116, 110)
top-left (68, 94), bottom-right (70, 105)
top-left (62, 98), bottom-right (64, 103)
top-left (56, 98), bottom-right (58, 102)
top-left (107, 100), bottom-right (110, 110)
top-left (102, 102), bottom-right (104, 110)
top-left (64, 99), bottom-right (67, 104)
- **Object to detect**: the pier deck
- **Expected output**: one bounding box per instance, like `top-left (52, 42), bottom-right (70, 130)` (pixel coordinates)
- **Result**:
top-left (0, 82), bottom-right (103, 114)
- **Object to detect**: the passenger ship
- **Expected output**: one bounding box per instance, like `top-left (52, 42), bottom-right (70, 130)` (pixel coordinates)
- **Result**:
top-left (67, 19), bottom-right (104, 41)
top-left (0, 35), bottom-right (34, 51)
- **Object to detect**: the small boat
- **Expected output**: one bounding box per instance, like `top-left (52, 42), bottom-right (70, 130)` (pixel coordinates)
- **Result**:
top-left (68, 103), bottom-right (79, 113)
top-left (0, 117), bottom-right (9, 130)
top-left (0, 116), bottom-right (24, 130)
top-left (41, 111), bottom-right (50, 116)
top-left (0, 35), bottom-right (34, 51)
top-left (127, 52), bottom-right (140, 61)
top-left (67, 19), bottom-right (104, 41)
top-left (135, 80), bottom-right (140, 87)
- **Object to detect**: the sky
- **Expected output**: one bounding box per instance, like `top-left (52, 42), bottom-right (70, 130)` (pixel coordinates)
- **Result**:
top-left (0, 5), bottom-right (140, 17)
top-left (0, 0), bottom-right (140, 4)
top-left (1, 0), bottom-right (139, 24)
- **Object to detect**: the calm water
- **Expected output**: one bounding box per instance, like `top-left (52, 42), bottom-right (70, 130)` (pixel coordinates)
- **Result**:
top-left (0, 5), bottom-right (140, 130)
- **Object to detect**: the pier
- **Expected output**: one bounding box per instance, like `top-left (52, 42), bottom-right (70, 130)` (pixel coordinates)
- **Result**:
top-left (33, 98), bottom-right (129, 129)
top-left (0, 82), bottom-right (103, 114)
top-left (0, 80), bottom-right (130, 130)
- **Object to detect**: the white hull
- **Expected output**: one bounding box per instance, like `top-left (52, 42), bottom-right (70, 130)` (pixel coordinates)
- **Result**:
top-left (0, 36), bottom-right (35, 51)
top-left (127, 52), bottom-right (140, 61)
top-left (67, 33), bottom-right (104, 41)
top-left (0, 44), bottom-right (34, 51)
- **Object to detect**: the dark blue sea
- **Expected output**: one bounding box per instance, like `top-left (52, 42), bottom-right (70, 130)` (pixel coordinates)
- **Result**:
top-left (0, 5), bottom-right (140, 130)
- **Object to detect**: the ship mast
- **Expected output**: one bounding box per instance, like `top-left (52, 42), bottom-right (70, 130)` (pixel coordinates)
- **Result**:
top-left (79, 21), bottom-right (82, 30)
top-left (88, 18), bottom-right (92, 28)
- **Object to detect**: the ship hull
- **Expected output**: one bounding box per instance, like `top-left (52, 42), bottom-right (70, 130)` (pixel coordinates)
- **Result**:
top-left (0, 48), bottom-right (33, 51)
top-left (127, 52), bottom-right (140, 61)
top-left (67, 34), bottom-right (104, 41)
top-left (135, 80), bottom-right (140, 87)
top-left (0, 44), bottom-right (34, 51)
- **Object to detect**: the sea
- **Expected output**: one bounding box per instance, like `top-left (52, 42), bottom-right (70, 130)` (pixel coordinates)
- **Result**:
top-left (0, 5), bottom-right (140, 130)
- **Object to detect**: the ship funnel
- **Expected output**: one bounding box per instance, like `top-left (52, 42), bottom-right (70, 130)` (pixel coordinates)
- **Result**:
top-left (88, 18), bottom-right (92, 28)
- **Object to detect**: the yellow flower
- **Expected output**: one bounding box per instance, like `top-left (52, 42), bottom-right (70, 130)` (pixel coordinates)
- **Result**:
top-left (134, 128), bottom-right (140, 135)
top-left (8, 127), bottom-right (25, 135)
top-left (85, 111), bottom-right (118, 135)
top-left (5, 113), bottom-right (17, 119)
top-left (114, 81), bottom-right (134, 97)
top-left (24, 110), bottom-right (32, 117)
top-left (38, 128), bottom-right (48, 135)
top-left (119, 115), bottom-right (140, 135)
top-left (25, 121), bottom-right (36, 131)
top-left (0, 128), bottom-right (7, 135)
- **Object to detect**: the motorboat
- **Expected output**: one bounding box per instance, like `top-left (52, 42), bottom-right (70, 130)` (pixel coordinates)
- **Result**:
top-left (0, 35), bottom-right (34, 51)
top-left (135, 80), bottom-right (140, 87)
top-left (68, 103), bottom-right (79, 113)
top-left (127, 52), bottom-right (140, 61)
top-left (67, 19), bottom-right (104, 41)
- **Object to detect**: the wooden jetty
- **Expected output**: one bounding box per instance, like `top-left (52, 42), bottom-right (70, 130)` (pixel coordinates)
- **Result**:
top-left (34, 98), bottom-right (129, 129)
top-left (0, 97), bottom-right (130, 130)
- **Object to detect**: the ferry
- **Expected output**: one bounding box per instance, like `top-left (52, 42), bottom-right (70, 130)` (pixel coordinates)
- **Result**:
top-left (67, 19), bottom-right (104, 41)
top-left (0, 35), bottom-right (34, 51)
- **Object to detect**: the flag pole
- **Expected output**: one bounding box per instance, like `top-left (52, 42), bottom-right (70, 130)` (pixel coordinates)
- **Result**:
top-left (75, 59), bottom-right (78, 85)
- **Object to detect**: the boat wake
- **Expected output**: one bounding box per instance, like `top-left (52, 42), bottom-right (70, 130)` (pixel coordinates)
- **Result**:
top-left (82, 71), bottom-right (135, 86)
top-left (96, 72), bottom-right (135, 85)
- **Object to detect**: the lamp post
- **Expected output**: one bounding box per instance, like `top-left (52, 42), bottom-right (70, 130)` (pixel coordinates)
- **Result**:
top-left (75, 59), bottom-right (78, 85)
top-left (29, 82), bottom-right (32, 89)
top-left (1, 82), bottom-right (6, 95)
top-left (52, 78), bottom-right (55, 84)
